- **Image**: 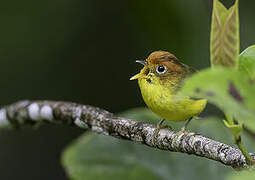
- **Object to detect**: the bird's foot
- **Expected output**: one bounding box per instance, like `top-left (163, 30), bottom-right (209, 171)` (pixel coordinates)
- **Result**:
top-left (176, 126), bottom-right (188, 137)
top-left (176, 117), bottom-right (193, 137)
top-left (152, 119), bottom-right (172, 144)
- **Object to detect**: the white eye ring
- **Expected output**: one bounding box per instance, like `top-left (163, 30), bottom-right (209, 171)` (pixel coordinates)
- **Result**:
top-left (156, 65), bottom-right (167, 74)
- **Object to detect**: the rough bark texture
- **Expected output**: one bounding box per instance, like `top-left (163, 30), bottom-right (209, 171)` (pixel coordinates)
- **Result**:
top-left (0, 100), bottom-right (254, 168)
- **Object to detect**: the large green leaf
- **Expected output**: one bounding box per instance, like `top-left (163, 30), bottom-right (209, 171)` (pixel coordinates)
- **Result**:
top-left (62, 133), bottom-right (162, 180)
top-left (210, 0), bottom-right (239, 67)
top-left (238, 45), bottom-right (255, 79)
top-left (227, 170), bottom-right (255, 180)
top-left (62, 108), bottom-right (241, 180)
top-left (181, 67), bottom-right (255, 131)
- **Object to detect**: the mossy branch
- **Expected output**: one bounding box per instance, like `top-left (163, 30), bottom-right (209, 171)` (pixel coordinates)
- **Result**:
top-left (0, 100), bottom-right (254, 168)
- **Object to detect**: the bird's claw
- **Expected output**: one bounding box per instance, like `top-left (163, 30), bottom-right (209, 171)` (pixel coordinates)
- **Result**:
top-left (152, 125), bottom-right (172, 145)
top-left (176, 126), bottom-right (187, 137)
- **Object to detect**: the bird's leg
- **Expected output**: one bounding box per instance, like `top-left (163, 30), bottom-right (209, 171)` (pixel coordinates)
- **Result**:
top-left (152, 119), bottom-right (171, 144)
top-left (157, 119), bottom-right (166, 128)
top-left (181, 117), bottom-right (193, 132)
top-left (176, 117), bottom-right (193, 136)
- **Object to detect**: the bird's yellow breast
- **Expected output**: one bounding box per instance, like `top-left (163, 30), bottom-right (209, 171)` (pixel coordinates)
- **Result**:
top-left (138, 77), bottom-right (206, 122)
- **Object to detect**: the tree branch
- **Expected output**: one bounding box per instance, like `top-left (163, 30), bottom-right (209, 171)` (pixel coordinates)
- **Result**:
top-left (0, 100), bottom-right (254, 168)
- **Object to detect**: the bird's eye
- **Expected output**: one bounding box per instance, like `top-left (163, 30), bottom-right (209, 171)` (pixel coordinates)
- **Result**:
top-left (156, 65), bottom-right (167, 74)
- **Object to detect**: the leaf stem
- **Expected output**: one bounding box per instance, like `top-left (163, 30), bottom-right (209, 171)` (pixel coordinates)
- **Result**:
top-left (225, 113), bottom-right (254, 165)
top-left (235, 136), bottom-right (254, 165)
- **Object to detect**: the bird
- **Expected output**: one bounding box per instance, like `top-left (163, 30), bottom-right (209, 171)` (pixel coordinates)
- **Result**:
top-left (130, 50), bottom-right (207, 141)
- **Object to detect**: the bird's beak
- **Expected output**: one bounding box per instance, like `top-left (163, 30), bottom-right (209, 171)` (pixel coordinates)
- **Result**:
top-left (130, 73), bottom-right (143, 80)
top-left (135, 60), bottom-right (147, 66)
top-left (130, 60), bottom-right (148, 80)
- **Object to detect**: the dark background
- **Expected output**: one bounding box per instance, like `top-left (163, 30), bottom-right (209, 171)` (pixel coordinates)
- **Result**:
top-left (0, 0), bottom-right (254, 179)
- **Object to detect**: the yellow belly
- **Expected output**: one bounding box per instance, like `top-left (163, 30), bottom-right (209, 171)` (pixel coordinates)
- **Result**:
top-left (138, 78), bottom-right (207, 122)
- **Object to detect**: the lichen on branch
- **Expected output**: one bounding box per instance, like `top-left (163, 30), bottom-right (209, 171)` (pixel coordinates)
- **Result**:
top-left (0, 100), bottom-right (254, 168)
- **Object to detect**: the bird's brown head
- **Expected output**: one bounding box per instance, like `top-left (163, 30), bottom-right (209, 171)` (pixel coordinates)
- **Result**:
top-left (130, 50), bottom-right (187, 83)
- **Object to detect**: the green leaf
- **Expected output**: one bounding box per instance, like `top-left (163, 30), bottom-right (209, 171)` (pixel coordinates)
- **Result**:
top-left (238, 45), bottom-right (255, 79)
top-left (62, 133), bottom-right (162, 180)
top-left (223, 120), bottom-right (242, 137)
top-left (210, 0), bottom-right (239, 67)
top-left (62, 108), bottom-right (238, 180)
top-left (227, 170), bottom-right (255, 180)
top-left (181, 67), bottom-right (255, 131)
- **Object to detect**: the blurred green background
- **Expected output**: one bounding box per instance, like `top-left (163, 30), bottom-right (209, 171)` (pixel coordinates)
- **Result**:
top-left (0, 0), bottom-right (254, 179)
